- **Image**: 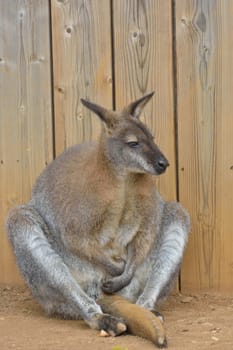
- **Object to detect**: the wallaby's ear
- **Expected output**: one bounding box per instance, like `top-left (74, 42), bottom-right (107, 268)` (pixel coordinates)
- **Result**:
top-left (81, 98), bottom-right (119, 134)
top-left (81, 98), bottom-right (110, 123)
top-left (124, 91), bottom-right (155, 119)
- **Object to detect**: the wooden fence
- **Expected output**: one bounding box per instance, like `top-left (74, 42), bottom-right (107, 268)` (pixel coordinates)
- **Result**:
top-left (0, 0), bottom-right (233, 292)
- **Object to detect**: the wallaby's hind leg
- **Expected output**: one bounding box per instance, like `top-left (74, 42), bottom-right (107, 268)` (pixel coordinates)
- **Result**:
top-left (136, 201), bottom-right (190, 310)
top-left (6, 205), bottom-right (126, 335)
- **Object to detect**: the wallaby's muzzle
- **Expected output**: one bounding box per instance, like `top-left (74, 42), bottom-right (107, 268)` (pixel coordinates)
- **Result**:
top-left (155, 156), bottom-right (169, 174)
top-left (149, 144), bottom-right (169, 175)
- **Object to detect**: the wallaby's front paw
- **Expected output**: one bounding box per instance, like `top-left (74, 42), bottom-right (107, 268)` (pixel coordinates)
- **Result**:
top-left (102, 278), bottom-right (121, 294)
top-left (106, 259), bottom-right (125, 277)
top-left (102, 275), bottom-right (132, 294)
top-left (102, 271), bottom-right (133, 294)
top-left (89, 313), bottom-right (127, 336)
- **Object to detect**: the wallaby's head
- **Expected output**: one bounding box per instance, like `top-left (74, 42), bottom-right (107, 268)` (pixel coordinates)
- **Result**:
top-left (81, 92), bottom-right (169, 176)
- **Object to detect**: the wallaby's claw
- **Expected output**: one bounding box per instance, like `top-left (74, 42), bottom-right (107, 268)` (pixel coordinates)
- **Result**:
top-left (91, 313), bottom-right (127, 336)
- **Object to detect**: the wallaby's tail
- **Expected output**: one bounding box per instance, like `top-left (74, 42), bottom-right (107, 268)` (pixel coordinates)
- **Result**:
top-left (97, 294), bottom-right (167, 348)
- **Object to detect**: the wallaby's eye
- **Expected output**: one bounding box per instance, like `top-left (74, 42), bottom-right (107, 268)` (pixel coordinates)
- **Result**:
top-left (127, 141), bottom-right (140, 148)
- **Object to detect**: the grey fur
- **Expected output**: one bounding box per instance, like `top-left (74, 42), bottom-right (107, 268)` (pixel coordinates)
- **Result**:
top-left (6, 93), bottom-right (190, 334)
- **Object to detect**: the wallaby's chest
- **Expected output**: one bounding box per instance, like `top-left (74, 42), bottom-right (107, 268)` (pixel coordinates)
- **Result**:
top-left (98, 183), bottom-right (153, 250)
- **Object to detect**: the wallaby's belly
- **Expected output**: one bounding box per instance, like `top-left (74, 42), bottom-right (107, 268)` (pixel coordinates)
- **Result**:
top-left (117, 214), bottom-right (141, 247)
top-left (95, 198), bottom-right (143, 259)
top-left (32, 180), bottom-right (157, 266)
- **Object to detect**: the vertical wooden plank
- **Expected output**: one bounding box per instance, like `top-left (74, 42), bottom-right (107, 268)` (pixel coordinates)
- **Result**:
top-left (113, 0), bottom-right (176, 202)
top-left (51, 0), bottom-right (113, 155)
top-left (0, 0), bottom-right (53, 284)
top-left (176, 0), bottom-right (233, 291)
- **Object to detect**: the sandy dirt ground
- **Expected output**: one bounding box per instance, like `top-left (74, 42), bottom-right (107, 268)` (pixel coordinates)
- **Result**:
top-left (0, 286), bottom-right (233, 350)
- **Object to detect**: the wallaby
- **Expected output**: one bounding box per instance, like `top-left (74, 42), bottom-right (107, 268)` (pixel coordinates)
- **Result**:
top-left (6, 92), bottom-right (190, 341)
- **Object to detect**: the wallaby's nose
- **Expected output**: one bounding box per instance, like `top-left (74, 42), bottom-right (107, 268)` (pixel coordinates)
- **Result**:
top-left (156, 157), bottom-right (169, 174)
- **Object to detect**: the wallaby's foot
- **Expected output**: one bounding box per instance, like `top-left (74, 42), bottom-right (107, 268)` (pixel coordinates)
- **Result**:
top-left (87, 313), bottom-right (127, 336)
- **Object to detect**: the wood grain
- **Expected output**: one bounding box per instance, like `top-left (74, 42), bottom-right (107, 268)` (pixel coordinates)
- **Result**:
top-left (0, 0), bottom-right (53, 284)
top-left (51, 0), bottom-right (113, 155)
top-left (176, 0), bottom-right (233, 291)
top-left (113, 0), bottom-right (176, 201)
